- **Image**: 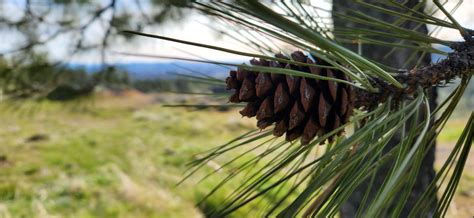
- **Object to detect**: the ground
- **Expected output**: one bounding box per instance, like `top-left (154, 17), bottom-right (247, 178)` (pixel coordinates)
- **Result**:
top-left (0, 90), bottom-right (472, 217)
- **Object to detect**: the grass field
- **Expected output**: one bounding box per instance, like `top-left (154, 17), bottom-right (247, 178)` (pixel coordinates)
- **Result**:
top-left (0, 91), bottom-right (472, 217)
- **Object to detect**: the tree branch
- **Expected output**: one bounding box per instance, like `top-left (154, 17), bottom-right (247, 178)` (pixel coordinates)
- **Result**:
top-left (354, 39), bottom-right (473, 110)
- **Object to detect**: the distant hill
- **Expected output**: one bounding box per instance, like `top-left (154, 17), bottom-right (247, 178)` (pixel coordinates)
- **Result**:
top-left (67, 61), bottom-right (239, 80)
top-left (68, 48), bottom-right (452, 81)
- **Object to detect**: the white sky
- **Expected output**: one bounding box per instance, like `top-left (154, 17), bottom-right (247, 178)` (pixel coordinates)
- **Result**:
top-left (1, 1), bottom-right (473, 64)
top-left (427, 0), bottom-right (474, 39)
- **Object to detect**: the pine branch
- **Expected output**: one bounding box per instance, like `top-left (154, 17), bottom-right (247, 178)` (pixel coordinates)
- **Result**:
top-left (355, 39), bottom-right (473, 110)
top-left (222, 39), bottom-right (471, 145)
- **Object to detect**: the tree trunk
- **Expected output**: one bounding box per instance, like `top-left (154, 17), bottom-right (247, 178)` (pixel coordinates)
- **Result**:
top-left (332, 1), bottom-right (437, 217)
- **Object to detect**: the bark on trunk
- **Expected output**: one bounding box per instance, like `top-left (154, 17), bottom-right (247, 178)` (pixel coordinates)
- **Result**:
top-left (332, 1), bottom-right (437, 217)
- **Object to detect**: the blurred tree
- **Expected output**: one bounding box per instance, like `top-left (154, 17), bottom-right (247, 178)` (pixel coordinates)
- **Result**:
top-left (0, 0), bottom-right (192, 99)
top-left (0, 0), bottom-right (192, 63)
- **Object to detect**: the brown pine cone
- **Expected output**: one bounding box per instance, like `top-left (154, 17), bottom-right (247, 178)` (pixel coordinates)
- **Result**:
top-left (226, 51), bottom-right (355, 145)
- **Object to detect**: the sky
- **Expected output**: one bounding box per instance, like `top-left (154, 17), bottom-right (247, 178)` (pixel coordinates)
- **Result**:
top-left (1, 0), bottom-right (473, 65)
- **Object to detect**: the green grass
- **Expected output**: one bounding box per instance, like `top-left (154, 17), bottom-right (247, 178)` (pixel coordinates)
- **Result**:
top-left (0, 94), bottom-right (471, 217)
top-left (0, 96), bottom-right (271, 218)
top-left (438, 118), bottom-right (469, 143)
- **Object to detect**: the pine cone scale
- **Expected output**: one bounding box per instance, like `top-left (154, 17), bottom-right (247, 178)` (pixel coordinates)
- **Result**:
top-left (289, 101), bottom-right (306, 130)
top-left (256, 96), bottom-right (274, 120)
top-left (326, 69), bottom-right (339, 101)
top-left (300, 78), bottom-right (317, 112)
top-left (274, 83), bottom-right (290, 114)
top-left (301, 116), bottom-right (320, 145)
top-left (273, 117), bottom-right (289, 137)
top-left (318, 93), bottom-right (331, 127)
top-left (256, 73), bottom-right (273, 97)
top-left (239, 77), bottom-right (256, 101)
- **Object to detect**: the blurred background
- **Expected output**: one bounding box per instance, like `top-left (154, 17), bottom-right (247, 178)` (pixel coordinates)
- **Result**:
top-left (0, 0), bottom-right (472, 217)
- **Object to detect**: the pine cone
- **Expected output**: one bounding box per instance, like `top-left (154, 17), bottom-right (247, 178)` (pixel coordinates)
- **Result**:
top-left (226, 51), bottom-right (355, 145)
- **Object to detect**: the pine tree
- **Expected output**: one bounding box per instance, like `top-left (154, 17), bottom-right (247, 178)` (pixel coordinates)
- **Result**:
top-left (127, 1), bottom-right (471, 216)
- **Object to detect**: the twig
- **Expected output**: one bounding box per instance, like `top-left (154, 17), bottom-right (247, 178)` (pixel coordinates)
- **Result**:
top-left (100, 0), bottom-right (117, 65)
top-left (354, 39), bottom-right (473, 110)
